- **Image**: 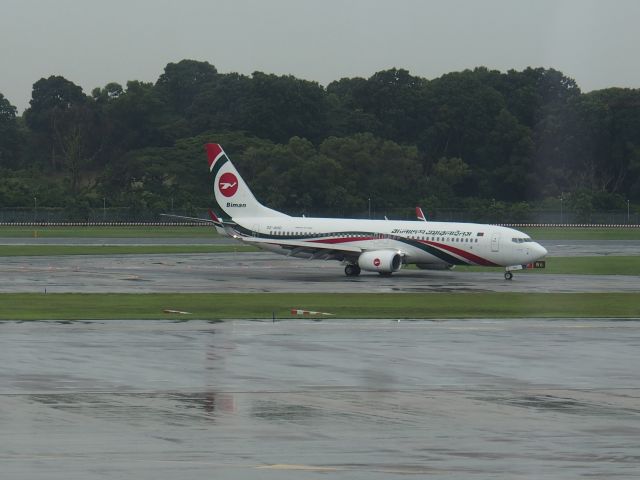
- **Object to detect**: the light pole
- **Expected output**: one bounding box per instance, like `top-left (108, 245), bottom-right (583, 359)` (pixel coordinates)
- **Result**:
top-left (628, 199), bottom-right (630, 224)
top-left (33, 196), bottom-right (37, 223)
top-left (368, 197), bottom-right (371, 219)
top-left (560, 193), bottom-right (564, 225)
top-left (103, 197), bottom-right (106, 221)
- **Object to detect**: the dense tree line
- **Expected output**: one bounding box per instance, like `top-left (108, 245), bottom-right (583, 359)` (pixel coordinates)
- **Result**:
top-left (0, 60), bottom-right (639, 220)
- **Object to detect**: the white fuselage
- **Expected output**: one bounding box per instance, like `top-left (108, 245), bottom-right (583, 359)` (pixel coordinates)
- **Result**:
top-left (230, 216), bottom-right (547, 267)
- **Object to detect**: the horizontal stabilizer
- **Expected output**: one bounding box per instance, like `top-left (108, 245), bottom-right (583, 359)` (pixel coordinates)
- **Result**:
top-left (160, 211), bottom-right (232, 236)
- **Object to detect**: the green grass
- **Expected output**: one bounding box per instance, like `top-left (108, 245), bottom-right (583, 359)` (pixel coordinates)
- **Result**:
top-left (0, 292), bottom-right (639, 320)
top-left (0, 226), bottom-right (218, 238)
top-left (0, 244), bottom-right (257, 256)
top-left (519, 227), bottom-right (640, 240)
top-left (455, 256), bottom-right (640, 276)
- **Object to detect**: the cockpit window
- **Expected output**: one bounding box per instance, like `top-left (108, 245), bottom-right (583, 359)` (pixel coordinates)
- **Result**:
top-left (512, 237), bottom-right (533, 243)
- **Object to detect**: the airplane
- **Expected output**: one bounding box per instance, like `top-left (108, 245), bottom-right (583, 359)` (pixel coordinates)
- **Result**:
top-left (204, 143), bottom-right (548, 280)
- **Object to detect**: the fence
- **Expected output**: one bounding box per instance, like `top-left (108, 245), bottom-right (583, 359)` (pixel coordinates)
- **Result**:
top-left (0, 207), bottom-right (638, 226)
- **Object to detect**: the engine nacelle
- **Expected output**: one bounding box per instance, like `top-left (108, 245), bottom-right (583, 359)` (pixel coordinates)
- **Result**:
top-left (358, 250), bottom-right (402, 273)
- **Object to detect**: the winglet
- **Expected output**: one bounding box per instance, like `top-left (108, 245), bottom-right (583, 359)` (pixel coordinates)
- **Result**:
top-left (207, 209), bottom-right (220, 223)
top-left (416, 206), bottom-right (427, 222)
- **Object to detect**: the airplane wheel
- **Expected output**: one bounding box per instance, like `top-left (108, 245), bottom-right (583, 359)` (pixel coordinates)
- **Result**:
top-left (504, 271), bottom-right (513, 280)
top-left (345, 265), bottom-right (361, 277)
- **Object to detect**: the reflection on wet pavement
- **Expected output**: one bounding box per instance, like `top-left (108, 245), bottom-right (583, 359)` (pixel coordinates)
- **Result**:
top-left (1, 249), bottom-right (640, 294)
top-left (1, 319), bottom-right (639, 479)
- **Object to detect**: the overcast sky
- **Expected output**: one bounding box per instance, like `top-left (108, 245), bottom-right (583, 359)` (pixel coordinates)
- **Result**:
top-left (2, 0), bottom-right (639, 112)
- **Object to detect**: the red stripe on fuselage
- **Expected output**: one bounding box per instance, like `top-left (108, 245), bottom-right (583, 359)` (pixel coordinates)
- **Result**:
top-left (422, 240), bottom-right (498, 266)
top-left (310, 236), bottom-right (374, 244)
top-left (265, 235), bottom-right (497, 266)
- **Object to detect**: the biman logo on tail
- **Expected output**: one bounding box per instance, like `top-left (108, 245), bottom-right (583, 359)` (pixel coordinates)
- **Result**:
top-left (218, 172), bottom-right (239, 197)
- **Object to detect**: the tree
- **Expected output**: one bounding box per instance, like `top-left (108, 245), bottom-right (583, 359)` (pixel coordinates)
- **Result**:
top-left (91, 82), bottom-right (124, 104)
top-left (588, 89), bottom-right (640, 197)
top-left (244, 72), bottom-right (329, 143)
top-left (327, 69), bottom-right (428, 142)
top-left (103, 80), bottom-right (179, 153)
top-left (0, 93), bottom-right (21, 168)
top-left (5, 62), bottom-right (638, 215)
top-left (187, 72), bottom-right (253, 134)
top-left (419, 69), bottom-right (506, 165)
top-left (319, 133), bottom-right (423, 213)
top-left (155, 60), bottom-right (218, 114)
top-left (23, 76), bottom-right (87, 169)
top-left (480, 108), bottom-right (535, 200)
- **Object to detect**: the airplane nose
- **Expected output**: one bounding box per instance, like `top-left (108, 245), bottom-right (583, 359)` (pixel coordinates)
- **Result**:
top-left (535, 243), bottom-right (548, 258)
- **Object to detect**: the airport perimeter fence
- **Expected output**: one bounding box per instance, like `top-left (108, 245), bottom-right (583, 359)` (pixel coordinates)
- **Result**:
top-left (0, 207), bottom-right (638, 227)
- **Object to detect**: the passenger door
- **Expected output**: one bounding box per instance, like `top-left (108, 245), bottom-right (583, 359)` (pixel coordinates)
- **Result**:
top-left (491, 233), bottom-right (500, 252)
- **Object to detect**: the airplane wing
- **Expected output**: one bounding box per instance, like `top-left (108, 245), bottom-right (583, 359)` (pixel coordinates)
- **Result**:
top-left (160, 213), bottom-right (219, 224)
top-left (238, 236), bottom-right (363, 260)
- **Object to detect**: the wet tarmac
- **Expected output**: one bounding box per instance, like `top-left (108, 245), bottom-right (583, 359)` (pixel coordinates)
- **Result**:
top-left (1, 251), bottom-right (640, 294)
top-left (0, 237), bottom-right (638, 295)
top-left (543, 239), bottom-right (640, 257)
top-left (1, 319), bottom-right (639, 479)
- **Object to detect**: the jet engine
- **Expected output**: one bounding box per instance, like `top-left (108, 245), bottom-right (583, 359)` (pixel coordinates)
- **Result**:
top-left (358, 250), bottom-right (402, 273)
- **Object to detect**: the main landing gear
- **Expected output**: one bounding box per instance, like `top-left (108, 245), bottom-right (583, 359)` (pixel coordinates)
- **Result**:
top-left (504, 271), bottom-right (513, 280)
top-left (345, 264), bottom-right (361, 277)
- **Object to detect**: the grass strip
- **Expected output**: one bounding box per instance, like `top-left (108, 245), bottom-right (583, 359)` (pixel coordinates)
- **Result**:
top-left (0, 293), bottom-right (639, 320)
top-left (455, 256), bottom-right (640, 276)
top-left (0, 245), bottom-right (257, 256)
top-left (519, 227), bottom-right (640, 240)
top-left (0, 226), bottom-right (218, 238)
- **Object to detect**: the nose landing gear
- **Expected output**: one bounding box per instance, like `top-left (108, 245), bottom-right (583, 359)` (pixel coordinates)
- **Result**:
top-left (504, 264), bottom-right (523, 280)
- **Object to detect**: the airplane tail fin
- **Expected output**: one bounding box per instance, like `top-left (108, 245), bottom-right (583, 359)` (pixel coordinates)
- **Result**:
top-left (416, 206), bottom-right (427, 222)
top-left (206, 144), bottom-right (288, 219)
